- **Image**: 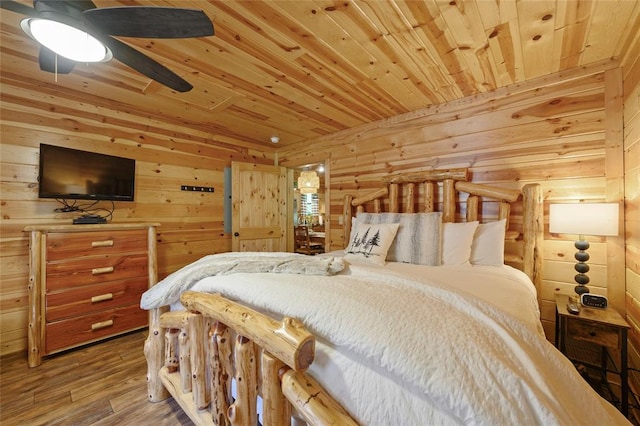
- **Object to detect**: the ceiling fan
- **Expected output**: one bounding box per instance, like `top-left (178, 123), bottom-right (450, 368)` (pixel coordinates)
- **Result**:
top-left (1, 0), bottom-right (214, 92)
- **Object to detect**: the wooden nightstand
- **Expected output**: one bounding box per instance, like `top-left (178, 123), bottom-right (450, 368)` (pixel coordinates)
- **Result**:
top-left (555, 293), bottom-right (630, 416)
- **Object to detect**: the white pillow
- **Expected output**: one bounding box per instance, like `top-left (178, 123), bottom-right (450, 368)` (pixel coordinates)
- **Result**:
top-left (357, 212), bottom-right (442, 265)
top-left (441, 221), bottom-right (479, 265)
top-left (345, 222), bottom-right (400, 265)
top-left (470, 219), bottom-right (506, 266)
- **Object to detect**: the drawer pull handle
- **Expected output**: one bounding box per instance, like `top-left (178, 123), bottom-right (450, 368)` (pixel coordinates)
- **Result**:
top-left (91, 293), bottom-right (114, 303)
top-left (92, 240), bottom-right (114, 248)
top-left (91, 320), bottom-right (114, 331)
top-left (589, 331), bottom-right (597, 337)
top-left (92, 266), bottom-right (114, 275)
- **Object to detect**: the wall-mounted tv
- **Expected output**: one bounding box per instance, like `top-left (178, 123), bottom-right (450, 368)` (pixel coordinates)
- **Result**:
top-left (38, 144), bottom-right (136, 201)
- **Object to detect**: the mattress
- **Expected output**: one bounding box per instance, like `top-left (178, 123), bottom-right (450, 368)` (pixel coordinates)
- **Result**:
top-left (142, 252), bottom-right (628, 425)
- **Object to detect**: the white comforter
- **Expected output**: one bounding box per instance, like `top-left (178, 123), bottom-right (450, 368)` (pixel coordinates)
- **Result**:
top-left (142, 253), bottom-right (629, 425)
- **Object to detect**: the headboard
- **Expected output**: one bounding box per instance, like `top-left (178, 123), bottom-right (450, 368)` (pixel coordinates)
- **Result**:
top-left (342, 168), bottom-right (543, 292)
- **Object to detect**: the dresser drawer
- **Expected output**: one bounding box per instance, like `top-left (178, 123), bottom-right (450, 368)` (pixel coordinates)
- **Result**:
top-left (567, 319), bottom-right (621, 349)
top-left (45, 304), bottom-right (147, 354)
top-left (46, 229), bottom-right (147, 261)
top-left (46, 278), bottom-right (148, 322)
top-left (46, 254), bottom-right (148, 291)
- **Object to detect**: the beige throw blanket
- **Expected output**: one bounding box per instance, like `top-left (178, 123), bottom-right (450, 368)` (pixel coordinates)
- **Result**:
top-left (140, 252), bottom-right (345, 309)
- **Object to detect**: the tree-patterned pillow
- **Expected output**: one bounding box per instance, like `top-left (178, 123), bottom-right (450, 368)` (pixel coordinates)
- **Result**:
top-left (345, 222), bottom-right (400, 265)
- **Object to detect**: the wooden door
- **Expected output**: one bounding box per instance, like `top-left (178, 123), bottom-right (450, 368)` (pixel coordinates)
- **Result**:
top-left (231, 162), bottom-right (288, 252)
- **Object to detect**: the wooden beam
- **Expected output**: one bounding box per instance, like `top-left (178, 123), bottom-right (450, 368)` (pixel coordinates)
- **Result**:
top-left (383, 168), bottom-right (470, 183)
top-left (455, 181), bottom-right (521, 202)
top-left (281, 370), bottom-right (358, 426)
top-left (350, 187), bottom-right (389, 206)
top-left (180, 292), bottom-right (315, 372)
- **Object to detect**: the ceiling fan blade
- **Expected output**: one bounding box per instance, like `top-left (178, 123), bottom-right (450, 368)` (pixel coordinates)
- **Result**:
top-left (39, 46), bottom-right (76, 74)
top-left (0, 0), bottom-right (37, 17)
top-left (34, 0), bottom-right (96, 16)
top-left (83, 7), bottom-right (214, 39)
top-left (100, 36), bottom-right (192, 92)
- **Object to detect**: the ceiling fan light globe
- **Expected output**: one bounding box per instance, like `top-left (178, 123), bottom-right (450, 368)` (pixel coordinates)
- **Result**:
top-left (21, 18), bottom-right (112, 63)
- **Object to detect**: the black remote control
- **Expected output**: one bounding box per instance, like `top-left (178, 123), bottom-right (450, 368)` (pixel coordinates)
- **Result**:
top-left (567, 301), bottom-right (580, 315)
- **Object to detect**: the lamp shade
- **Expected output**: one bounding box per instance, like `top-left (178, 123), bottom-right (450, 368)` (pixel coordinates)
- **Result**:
top-left (298, 171), bottom-right (319, 195)
top-left (549, 203), bottom-right (619, 236)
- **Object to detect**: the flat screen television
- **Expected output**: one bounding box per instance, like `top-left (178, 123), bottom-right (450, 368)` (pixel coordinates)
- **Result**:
top-left (38, 144), bottom-right (135, 201)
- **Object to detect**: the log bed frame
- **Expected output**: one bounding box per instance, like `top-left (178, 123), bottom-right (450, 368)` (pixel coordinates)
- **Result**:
top-left (144, 168), bottom-right (543, 425)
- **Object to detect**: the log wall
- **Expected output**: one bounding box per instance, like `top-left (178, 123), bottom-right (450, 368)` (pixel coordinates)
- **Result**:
top-left (623, 33), bottom-right (640, 386)
top-left (279, 59), bottom-right (626, 340)
top-left (0, 99), bottom-right (274, 355)
top-left (0, 57), bottom-right (635, 359)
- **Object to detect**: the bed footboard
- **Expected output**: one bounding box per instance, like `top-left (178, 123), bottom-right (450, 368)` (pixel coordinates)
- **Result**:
top-left (145, 291), bottom-right (358, 426)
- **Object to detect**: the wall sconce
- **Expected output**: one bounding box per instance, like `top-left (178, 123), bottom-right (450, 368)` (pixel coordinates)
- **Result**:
top-left (298, 171), bottom-right (319, 194)
top-left (549, 203), bottom-right (619, 296)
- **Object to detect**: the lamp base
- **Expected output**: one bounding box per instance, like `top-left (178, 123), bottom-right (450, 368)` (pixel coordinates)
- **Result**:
top-left (574, 284), bottom-right (590, 297)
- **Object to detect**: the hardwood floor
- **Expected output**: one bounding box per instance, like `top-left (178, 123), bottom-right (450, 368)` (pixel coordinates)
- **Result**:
top-left (0, 330), bottom-right (194, 425)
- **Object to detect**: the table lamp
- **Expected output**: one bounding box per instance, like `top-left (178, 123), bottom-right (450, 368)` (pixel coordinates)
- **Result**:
top-left (549, 203), bottom-right (619, 296)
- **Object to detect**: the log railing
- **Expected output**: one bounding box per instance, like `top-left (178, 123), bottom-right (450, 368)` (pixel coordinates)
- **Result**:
top-left (145, 291), bottom-right (358, 426)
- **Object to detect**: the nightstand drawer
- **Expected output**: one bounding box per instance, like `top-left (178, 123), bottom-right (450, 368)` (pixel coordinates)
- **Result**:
top-left (46, 229), bottom-right (147, 261)
top-left (567, 319), bottom-right (620, 349)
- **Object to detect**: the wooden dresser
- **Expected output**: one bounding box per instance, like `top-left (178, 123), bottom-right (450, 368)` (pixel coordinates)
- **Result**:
top-left (24, 223), bottom-right (159, 367)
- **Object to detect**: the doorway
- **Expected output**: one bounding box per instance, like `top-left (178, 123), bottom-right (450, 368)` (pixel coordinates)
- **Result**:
top-left (292, 162), bottom-right (327, 253)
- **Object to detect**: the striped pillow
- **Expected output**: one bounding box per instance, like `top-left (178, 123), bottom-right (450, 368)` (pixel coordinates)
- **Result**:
top-left (357, 212), bottom-right (442, 266)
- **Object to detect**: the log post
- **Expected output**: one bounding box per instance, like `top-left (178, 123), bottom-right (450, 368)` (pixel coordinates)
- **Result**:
top-left (522, 183), bottom-right (543, 292)
top-left (229, 336), bottom-right (258, 426)
top-left (389, 183), bottom-right (399, 213)
top-left (405, 182), bottom-right (415, 213)
top-left (164, 328), bottom-right (180, 373)
top-left (443, 179), bottom-right (456, 222)
top-left (498, 202), bottom-right (511, 230)
top-left (189, 314), bottom-right (208, 410)
top-left (466, 195), bottom-right (478, 222)
top-left (145, 306), bottom-right (169, 402)
top-left (424, 182), bottom-right (434, 213)
top-left (27, 230), bottom-right (42, 367)
top-left (343, 195), bottom-right (353, 249)
top-left (178, 328), bottom-right (192, 392)
top-left (262, 352), bottom-right (291, 426)
top-left (211, 322), bottom-right (231, 426)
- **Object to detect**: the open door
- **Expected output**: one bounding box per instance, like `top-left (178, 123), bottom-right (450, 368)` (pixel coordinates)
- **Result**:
top-left (231, 161), bottom-right (288, 252)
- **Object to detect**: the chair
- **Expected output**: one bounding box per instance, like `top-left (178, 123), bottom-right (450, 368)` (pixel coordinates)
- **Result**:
top-left (294, 225), bottom-right (324, 255)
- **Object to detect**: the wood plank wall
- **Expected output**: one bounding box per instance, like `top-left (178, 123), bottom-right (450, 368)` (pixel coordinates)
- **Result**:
top-left (623, 34), bottom-right (640, 385)
top-left (0, 58), bottom-right (634, 359)
top-left (279, 59), bottom-right (626, 341)
top-left (0, 106), bottom-right (273, 356)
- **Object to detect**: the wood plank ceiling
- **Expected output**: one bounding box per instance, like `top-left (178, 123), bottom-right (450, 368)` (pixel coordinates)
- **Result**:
top-left (1, 0), bottom-right (638, 151)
